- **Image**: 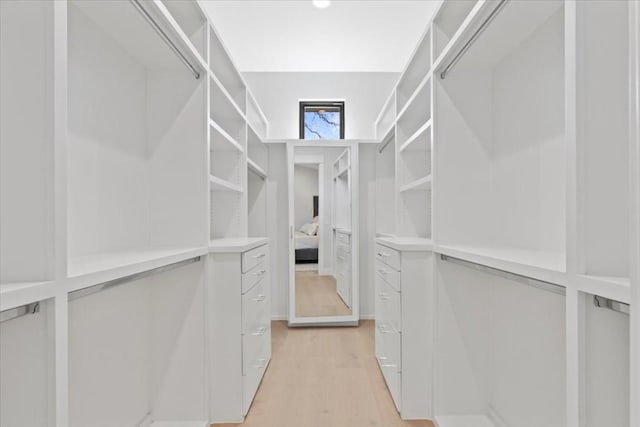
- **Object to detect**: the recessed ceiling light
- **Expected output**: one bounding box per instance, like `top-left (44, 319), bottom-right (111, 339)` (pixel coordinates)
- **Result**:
top-left (312, 0), bottom-right (331, 9)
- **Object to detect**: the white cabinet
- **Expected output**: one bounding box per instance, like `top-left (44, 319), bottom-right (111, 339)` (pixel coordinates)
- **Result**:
top-left (209, 239), bottom-right (271, 423)
top-left (374, 238), bottom-right (433, 420)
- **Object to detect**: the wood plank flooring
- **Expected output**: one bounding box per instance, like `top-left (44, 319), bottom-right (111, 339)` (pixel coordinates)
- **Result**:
top-left (295, 271), bottom-right (351, 317)
top-left (213, 321), bottom-right (434, 427)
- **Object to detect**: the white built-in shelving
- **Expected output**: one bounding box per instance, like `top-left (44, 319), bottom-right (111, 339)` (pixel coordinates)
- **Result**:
top-left (432, 0), bottom-right (479, 65)
top-left (434, 0), bottom-right (566, 273)
top-left (1, 0), bottom-right (271, 425)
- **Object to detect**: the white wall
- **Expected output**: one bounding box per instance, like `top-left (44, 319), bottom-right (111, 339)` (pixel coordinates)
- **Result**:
top-left (294, 165), bottom-right (319, 230)
top-left (244, 72), bottom-right (399, 140)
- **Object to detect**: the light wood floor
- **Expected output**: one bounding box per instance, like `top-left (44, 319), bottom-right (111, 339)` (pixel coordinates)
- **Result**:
top-left (214, 321), bottom-right (434, 427)
top-left (295, 270), bottom-right (351, 317)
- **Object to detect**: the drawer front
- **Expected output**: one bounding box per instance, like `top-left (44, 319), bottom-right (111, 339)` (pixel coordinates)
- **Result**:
top-left (378, 329), bottom-right (401, 411)
top-left (380, 279), bottom-right (401, 333)
top-left (336, 246), bottom-right (351, 267)
top-left (243, 340), bottom-right (270, 414)
top-left (242, 321), bottom-right (271, 376)
top-left (377, 323), bottom-right (401, 372)
top-left (242, 260), bottom-right (268, 294)
top-left (242, 279), bottom-right (269, 333)
top-left (242, 244), bottom-right (268, 274)
top-left (336, 231), bottom-right (351, 245)
top-left (375, 260), bottom-right (400, 292)
top-left (375, 244), bottom-right (400, 271)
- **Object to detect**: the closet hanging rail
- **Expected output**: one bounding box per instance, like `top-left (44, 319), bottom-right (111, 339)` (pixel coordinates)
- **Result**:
top-left (129, 0), bottom-right (201, 79)
top-left (439, 254), bottom-right (566, 295)
top-left (593, 295), bottom-right (630, 315)
top-left (0, 301), bottom-right (41, 323)
top-left (439, 0), bottom-right (510, 80)
top-left (69, 256), bottom-right (201, 301)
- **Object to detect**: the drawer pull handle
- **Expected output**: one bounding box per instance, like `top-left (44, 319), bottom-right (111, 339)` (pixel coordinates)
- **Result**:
top-left (377, 252), bottom-right (390, 258)
top-left (253, 294), bottom-right (266, 302)
top-left (379, 356), bottom-right (388, 361)
top-left (377, 269), bottom-right (388, 275)
top-left (252, 269), bottom-right (267, 276)
top-left (253, 253), bottom-right (266, 259)
top-left (378, 292), bottom-right (390, 300)
top-left (338, 256), bottom-right (347, 261)
top-left (251, 326), bottom-right (267, 336)
top-left (381, 363), bottom-right (397, 368)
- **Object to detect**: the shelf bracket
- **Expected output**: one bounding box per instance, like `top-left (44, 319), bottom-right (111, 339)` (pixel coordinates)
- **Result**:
top-left (0, 301), bottom-right (41, 323)
top-left (439, 254), bottom-right (566, 295)
top-left (593, 295), bottom-right (630, 316)
top-left (68, 256), bottom-right (201, 301)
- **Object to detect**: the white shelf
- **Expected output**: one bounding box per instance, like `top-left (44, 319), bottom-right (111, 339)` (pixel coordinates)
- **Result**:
top-left (208, 69), bottom-right (246, 123)
top-left (333, 165), bottom-right (350, 180)
top-left (376, 237), bottom-right (433, 252)
top-left (247, 158), bottom-right (267, 179)
top-left (576, 275), bottom-right (631, 304)
top-left (210, 175), bottom-right (243, 193)
top-left (67, 247), bottom-right (206, 291)
top-left (435, 415), bottom-right (497, 427)
top-left (399, 119), bottom-right (432, 152)
top-left (210, 119), bottom-right (243, 153)
top-left (399, 175), bottom-right (432, 192)
top-left (396, 71), bottom-right (432, 123)
top-left (436, 244), bottom-right (568, 285)
top-left (208, 237), bottom-right (268, 253)
top-left (0, 281), bottom-right (56, 312)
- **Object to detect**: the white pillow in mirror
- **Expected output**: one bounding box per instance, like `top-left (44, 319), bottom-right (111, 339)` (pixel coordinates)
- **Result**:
top-left (299, 223), bottom-right (316, 236)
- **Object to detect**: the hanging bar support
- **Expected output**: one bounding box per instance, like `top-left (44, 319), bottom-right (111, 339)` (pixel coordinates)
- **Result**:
top-left (440, 0), bottom-right (510, 80)
top-left (439, 254), bottom-right (566, 295)
top-left (593, 295), bottom-right (630, 315)
top-left (129, 0), bottom-right (201, 79)
top-left (0, 302), bottom-right (41, 323)
top-left (69, 256), bottom-right (201, 301)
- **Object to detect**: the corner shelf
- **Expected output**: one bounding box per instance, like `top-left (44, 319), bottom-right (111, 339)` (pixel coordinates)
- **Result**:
top-left (210, 175), bottom-right (243, 193)
top-left (576, 275), bottom-right (631, 305)
top-left (210, 119), bottom-right (243, 153)
top-left (399, 119), bottom-right (432, 152)
top-left (399, 175), bottom-right (432, 192)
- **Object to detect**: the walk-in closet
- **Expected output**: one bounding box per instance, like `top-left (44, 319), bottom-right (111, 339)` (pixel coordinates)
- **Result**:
top-left (1, 0), bottom-right (638, 426)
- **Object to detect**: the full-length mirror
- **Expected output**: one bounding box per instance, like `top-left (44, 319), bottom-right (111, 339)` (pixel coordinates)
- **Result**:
top-left (287, 143), bottom-right (359, 326)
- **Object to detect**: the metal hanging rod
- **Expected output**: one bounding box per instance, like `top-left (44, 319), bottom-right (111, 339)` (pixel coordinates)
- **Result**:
top-left (69, 256), bottom-right (201, 301)
top-left (129, 0), bottom-right (201, 79)
top-left (440, 254), bottom-right (566, 296)
top-left (593, 295), bottom-right (630, 316)
top-left (440, 0), bottom-right (510, 80)
top-left (1, 301), bottom-right (41, 323)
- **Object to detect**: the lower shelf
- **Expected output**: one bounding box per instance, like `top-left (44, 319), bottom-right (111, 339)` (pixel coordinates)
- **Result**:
top-left (0, 281), bottom-right (55, 312)
top-left (150, 422), bottom-right (208, 427)
top-left (435, 415), bottom-right (497, 427)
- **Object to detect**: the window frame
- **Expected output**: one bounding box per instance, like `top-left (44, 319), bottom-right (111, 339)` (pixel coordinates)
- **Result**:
top-left (299, 101), bottom-right (345, 140)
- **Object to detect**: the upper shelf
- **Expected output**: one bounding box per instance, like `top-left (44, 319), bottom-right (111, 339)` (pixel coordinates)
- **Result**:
top-left (399, 119), bottom-right (432, 152)
top-left (399, 175), bottom-right (432, 192)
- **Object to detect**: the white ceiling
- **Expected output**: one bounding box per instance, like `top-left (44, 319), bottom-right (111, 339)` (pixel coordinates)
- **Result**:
top-left (201, 1), bottom-right (440, 72)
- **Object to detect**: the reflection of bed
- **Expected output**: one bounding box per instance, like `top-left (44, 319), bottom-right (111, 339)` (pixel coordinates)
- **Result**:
top-left (296, 196), bottom-right (319, 264)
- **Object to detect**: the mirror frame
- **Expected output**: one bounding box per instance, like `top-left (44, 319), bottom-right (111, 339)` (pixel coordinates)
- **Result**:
top-left (287, 141), bottom-right (359, 327)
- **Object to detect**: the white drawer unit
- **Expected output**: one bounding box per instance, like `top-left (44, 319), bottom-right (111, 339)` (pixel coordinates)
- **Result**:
top-left (209, 239), bottom-right (271, 423)
top-left (374, 238), bottom-right (433, 420)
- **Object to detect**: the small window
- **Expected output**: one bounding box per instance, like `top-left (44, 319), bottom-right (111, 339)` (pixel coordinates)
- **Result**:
top-left (299, 101), bottom-right (345, 140)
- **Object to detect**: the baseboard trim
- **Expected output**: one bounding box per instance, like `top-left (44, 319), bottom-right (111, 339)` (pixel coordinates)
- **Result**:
top-left (359, 315), bottom-right (375, 320)
top-left (271, 315), bottom-right (288, 321)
